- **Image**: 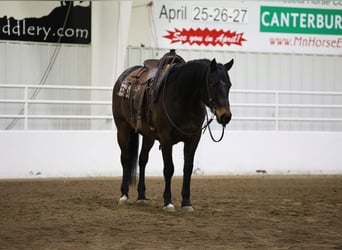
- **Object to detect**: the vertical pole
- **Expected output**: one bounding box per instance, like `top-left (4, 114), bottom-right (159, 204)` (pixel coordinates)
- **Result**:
top-left (275, 91), bottom-right (279, 131)
top-left (24, 86), bottom-right (28, 130)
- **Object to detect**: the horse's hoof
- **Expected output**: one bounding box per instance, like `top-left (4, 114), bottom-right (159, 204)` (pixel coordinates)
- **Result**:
top-left (163, 203), bottom-right (176, 212)
top-left (136, 199), bottom-right (148, 205)
top-left (118, 195), bottom-right (130, 205)
top-left (182, 206), bottom-right (194, 212)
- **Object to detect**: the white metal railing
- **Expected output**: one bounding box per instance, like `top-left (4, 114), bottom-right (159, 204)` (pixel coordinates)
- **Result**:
top-left (231, 89), bottom-right (342, 130)
top-left (0, 84), bottom-right (112, 130)
top-left (1, 84), bottom-right (342, 131)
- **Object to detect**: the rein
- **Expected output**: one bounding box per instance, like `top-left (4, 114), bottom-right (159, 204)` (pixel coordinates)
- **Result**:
top-left (202, 110), bottom-right (225, 142)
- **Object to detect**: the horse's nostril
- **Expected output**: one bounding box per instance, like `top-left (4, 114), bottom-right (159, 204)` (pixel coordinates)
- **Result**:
top-left (220, 114), bottom-right (232, 125)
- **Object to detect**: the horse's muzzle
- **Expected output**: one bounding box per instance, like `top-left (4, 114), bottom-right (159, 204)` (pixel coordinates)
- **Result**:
top-left (219, 113), bottom-right (232, 125)
top-left (216, 108), bottom-right (232, 126)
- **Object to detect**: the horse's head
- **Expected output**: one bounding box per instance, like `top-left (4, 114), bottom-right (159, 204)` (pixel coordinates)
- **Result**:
top-left (205, 58), bottom-right (234, 127)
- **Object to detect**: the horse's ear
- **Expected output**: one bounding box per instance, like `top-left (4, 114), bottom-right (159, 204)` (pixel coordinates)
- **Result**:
top-left (210, 58), bottom-right (217, 71)
top-left (224, 59), bottom-right (234, 71)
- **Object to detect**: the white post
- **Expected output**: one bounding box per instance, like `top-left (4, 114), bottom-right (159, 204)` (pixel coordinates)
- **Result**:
top-left (91, 1), bottom-right (132, 130)
top-left (24, 86), bottom-right (28, 130)
top-left (275, 91), bottom-right (279, 130)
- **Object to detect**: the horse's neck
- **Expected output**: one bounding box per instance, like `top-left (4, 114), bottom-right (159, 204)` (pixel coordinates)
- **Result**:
top-left (166, 61), bottom-right (208, 121)
top-left (174, 60), bottom-right (209, 102)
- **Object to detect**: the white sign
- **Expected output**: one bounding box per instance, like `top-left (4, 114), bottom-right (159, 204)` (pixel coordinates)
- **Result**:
top-left (152, 1), bottom-right (342, 54)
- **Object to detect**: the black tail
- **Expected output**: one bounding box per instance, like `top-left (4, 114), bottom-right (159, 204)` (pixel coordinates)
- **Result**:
top-left (128, 130), bottom-right (139, 185)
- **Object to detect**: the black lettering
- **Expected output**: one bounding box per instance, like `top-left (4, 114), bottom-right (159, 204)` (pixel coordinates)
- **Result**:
top-left (159, 5), bottom-right (168, 19)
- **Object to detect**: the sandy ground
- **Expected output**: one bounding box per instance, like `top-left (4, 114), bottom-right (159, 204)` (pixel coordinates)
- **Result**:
top-left (1, 176), bottom-right (342, 249)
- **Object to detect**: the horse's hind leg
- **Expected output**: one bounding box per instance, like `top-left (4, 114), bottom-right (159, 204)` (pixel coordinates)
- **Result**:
top-left (117, 126), bottom-right (139, 204)
top-left (137, 136), bottom-right (154, 202)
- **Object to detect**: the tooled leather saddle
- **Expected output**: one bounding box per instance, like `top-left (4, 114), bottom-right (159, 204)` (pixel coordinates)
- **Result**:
top-left (117, 50), bottom-right (185, 131)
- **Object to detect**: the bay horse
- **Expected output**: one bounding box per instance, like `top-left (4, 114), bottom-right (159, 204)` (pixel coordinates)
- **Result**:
top-left (112, 52), bottom-right (233, 211)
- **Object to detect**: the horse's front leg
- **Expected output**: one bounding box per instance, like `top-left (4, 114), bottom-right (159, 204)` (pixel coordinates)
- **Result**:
top-left (161, 144), bottom-right (175, 211)
top-left (181, 137), bottom-right (201, 211)
top-left (137, 136), bottom-right (154, 202)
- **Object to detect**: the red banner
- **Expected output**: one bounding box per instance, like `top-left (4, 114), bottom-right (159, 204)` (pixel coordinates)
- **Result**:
top-left (163, 28), bottom-right (246, 47)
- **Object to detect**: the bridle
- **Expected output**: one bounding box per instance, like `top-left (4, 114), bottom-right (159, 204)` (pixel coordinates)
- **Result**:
top-left (203, 68), bottom-right (226, 143)
top-left (161, 62), bottom-right (227, 142)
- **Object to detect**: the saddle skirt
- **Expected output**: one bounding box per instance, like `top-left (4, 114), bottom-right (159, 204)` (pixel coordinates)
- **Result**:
top-left (116, 50), bottom-right (185, 131)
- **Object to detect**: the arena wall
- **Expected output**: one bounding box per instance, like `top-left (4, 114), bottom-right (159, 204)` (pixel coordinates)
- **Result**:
top-left (1, 131), bottom-right (341, 178)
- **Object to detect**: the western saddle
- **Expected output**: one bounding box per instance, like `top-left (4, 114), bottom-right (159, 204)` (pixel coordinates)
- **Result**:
top-left (119, 50), bottom-right (185, 131)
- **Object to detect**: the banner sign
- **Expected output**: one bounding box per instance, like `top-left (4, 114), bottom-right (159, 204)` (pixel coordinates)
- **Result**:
top-left (260, 6), bottom-right (341, 35)
top-left (152, 1), bottom-right (342, 54)
top-left (0, 2), bottom-right (91, 44)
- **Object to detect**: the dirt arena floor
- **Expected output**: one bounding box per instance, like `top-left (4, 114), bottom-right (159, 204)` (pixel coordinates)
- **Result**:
top-left (1, 176), bottom-right (341, 250)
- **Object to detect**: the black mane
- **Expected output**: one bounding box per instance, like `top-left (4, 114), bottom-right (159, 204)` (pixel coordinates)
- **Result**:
top-left (161, 59), bottom-right (211, 100)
